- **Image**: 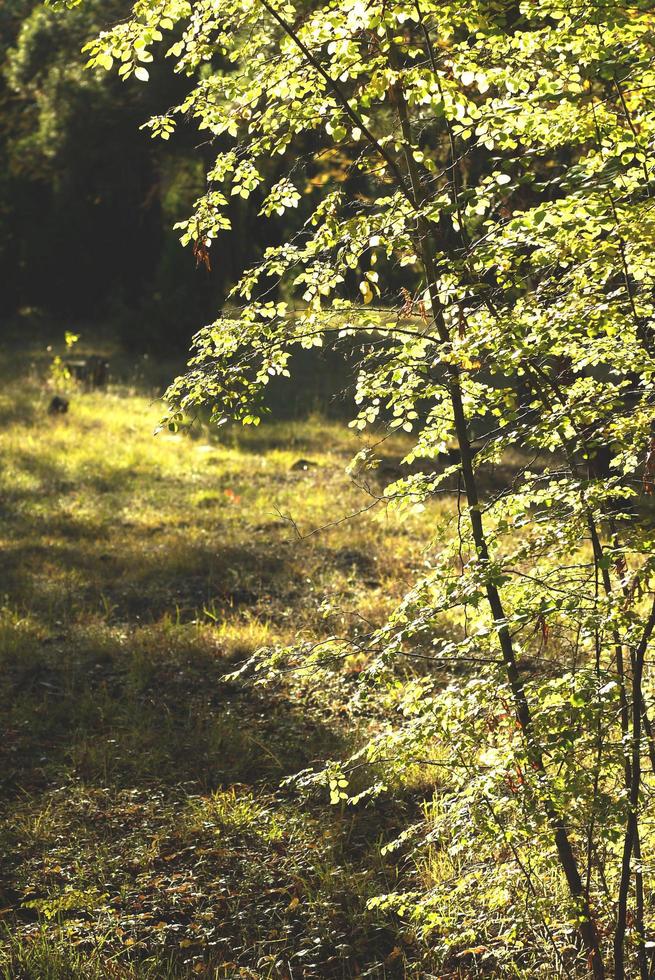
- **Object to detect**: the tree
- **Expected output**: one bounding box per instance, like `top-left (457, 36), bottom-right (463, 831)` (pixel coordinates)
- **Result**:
top-left (53, 0), bottom-right (655, 973)
top-left (2, 1), bottom-right (230, 346)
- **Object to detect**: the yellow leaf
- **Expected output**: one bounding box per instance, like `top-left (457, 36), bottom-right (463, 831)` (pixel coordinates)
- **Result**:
top-left (359, 281), bottom-right (373, 304)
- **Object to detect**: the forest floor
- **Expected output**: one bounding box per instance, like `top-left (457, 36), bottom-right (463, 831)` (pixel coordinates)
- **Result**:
top-left (0, 328), bottom-right (453, 978)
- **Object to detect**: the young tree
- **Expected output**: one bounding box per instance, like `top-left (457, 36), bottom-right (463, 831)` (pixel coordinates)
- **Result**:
top-left (53, 0), bottom-right (655, 973)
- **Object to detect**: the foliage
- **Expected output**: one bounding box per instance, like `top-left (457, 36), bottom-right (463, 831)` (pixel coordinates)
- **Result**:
top-left (47, 330), bottom-right (79, 389)
top-left (46, 0), bottom-right (655, 975)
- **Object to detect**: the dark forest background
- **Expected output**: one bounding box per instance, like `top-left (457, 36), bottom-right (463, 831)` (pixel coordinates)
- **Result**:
top-left (0, 0), bottom-right (278, 353)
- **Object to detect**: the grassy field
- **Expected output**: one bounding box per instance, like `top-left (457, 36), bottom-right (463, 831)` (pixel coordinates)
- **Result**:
top-left (0, 329), bottom-right (451, 978)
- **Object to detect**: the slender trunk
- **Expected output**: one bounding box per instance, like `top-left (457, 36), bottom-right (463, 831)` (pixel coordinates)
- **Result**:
top-left (444, 323), bottom-right (605, 979)
top-left (635, 830), bottom-right (648, 980)
top-left (387, 48), bottom-right (606, 978)
top-left (253, 5), bottom-right (607, 972)
top-left (522, 362), bottom-right (655, 971)
top-left (614, 600), bottom-right (655, 977)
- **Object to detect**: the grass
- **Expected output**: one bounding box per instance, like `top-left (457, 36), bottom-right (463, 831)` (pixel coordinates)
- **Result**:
top-left (0, 329), bottom-right (451, 978)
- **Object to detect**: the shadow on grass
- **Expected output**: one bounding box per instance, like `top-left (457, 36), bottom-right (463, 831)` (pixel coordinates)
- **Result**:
top-left (0, 423), bottom-right (352, 795)
top-left (0, 354), bottom-right (423, 978)
top-left (0, 616), bottom-right (342, 794)
top-left (0, 515), bottom-right (342, 801)
top-left (0, 589), bottom-right (399, 979)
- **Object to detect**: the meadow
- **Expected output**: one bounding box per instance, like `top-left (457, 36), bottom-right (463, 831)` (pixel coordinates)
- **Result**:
top-left (0, 327), bottom-right (451, 978)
